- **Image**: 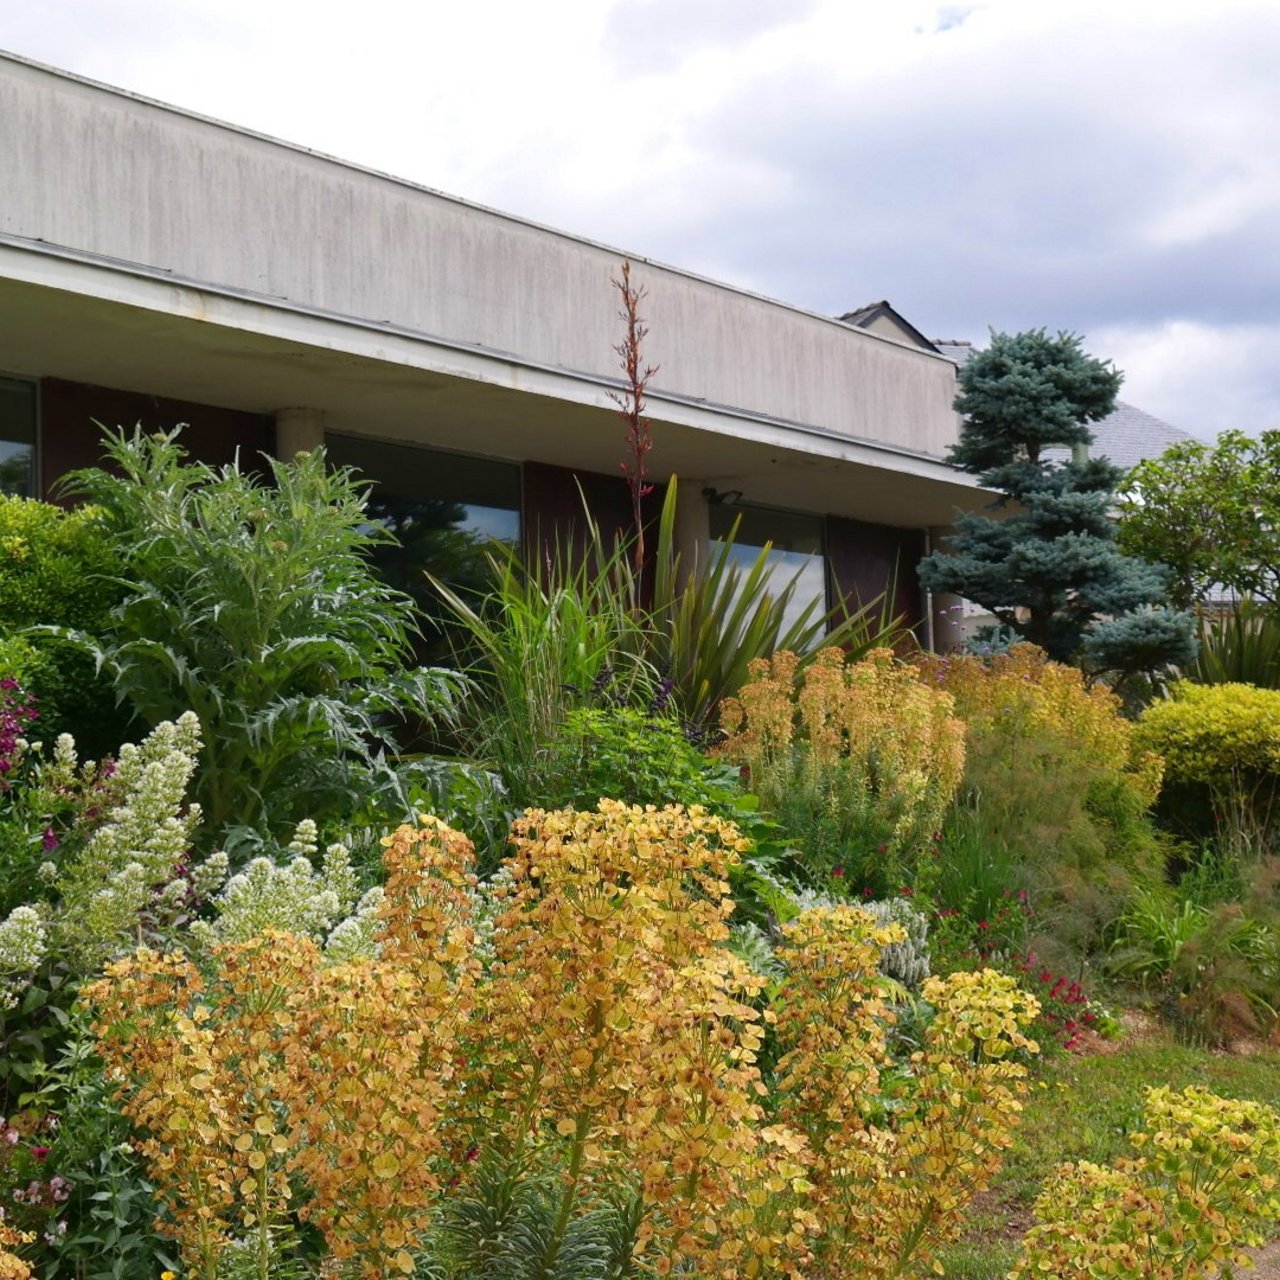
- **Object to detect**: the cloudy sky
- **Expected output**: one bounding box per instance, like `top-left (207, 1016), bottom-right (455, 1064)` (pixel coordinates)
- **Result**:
top-left (3, 0), bottom-right (1277, 439)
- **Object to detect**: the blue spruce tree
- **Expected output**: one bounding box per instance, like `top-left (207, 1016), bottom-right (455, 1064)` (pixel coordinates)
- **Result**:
top-left (919, 330), bottom-right (1196, 675)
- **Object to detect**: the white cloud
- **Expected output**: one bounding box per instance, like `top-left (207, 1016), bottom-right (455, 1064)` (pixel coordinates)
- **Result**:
top-left (2, 0), bottom-right (1278, 441)
top-left (1092, 320), bottom-right (1280, 440)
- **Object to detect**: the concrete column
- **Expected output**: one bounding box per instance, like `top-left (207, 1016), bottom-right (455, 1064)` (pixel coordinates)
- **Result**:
top-left (274, 407), bottom-right (326, 458)
top-left (672, 478), bottom-right (711, 591)
top-left (927, 526), bottom-right (967, 653)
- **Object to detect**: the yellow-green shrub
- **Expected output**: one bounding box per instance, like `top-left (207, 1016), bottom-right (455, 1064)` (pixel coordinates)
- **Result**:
top-left (89, 819), bottom-right (483, 1279)
top-left (919, 645), bottom-right (1161, 804)
top-left (918, 645), bottom-right (1166, 962)
top-left (1137, 681), bottom-right (1280, 782)
top-left (719, 648), bottom-right (966, 893)
top-left (0, 1216), bottom-right (33, 1280)
top-left (772, 910), bottom-right (1039, 1279)
top-left (1136, 680), bottom-right (1280, 854)
top-left (1012, 1085), bottom-right (1280, 1279)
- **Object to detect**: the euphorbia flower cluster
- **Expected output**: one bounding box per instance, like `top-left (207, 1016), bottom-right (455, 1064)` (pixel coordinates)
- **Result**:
top-left (89, 802), bottom-right (1043, 1280)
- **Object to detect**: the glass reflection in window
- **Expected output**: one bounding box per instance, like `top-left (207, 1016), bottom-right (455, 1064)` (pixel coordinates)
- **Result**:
top-left (323, 435), bottom-right (520, 664)
top-left (709, 503), bottom-right (827, 636)
top-left (0, 377), bottom-right (37, 497)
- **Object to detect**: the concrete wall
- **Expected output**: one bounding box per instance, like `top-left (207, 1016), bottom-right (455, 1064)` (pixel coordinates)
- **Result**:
top-left (0, 54), bottom-right (961, 459)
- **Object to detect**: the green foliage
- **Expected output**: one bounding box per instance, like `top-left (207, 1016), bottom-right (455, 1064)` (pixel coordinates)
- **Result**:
top-left (932, 813), bottom-right (1030, 940)
top-left (1119, 427), bottom-right (1280, 608)
top-left (922, 648), bottom-right (1167, 969)
top-left (0, 496), bottom-right (128, 753)
top-left (434, 482), bottom-right (905, 806)
top-left (1191, 597), bottom-right (1280, 687)
top-left (1136, 680), bottom-right (1280, 856)
top-left (19, 1014), bottom-right (178, 1280)
top-left (1112, 887), bottom-right (1279, 1044)
top-left (918, 330), bottom-right (1195, 675)
top-left (55, 428), bottom-right (466, 840)
top-left (535, 705), bottom-right (732, 812)
top-left (430, 521), bottom-right (656, 808)
top-left (718, 649), bottom-right (966, 898)
top-left (429, 1151), bottom-right (646, 1280)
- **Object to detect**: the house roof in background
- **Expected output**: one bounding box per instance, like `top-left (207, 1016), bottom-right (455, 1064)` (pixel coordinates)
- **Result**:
top-left (932, 338), bottom-right (1196, 472)
top-left (839, 301), bottom-right (939, 353)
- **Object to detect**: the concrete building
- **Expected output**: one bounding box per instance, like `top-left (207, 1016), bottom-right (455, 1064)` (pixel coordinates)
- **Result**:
top-left (0, 51), bottom-right (985, 643)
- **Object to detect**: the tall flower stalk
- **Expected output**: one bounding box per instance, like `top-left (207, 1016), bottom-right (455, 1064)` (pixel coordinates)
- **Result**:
top-left (608, 259), bottom-right (659, 580)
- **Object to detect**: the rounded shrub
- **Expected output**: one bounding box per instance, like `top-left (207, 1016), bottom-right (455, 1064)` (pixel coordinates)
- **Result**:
top-left (0, 495), bottom-right (127, 752)
top-left (1136, 680), bottom-right (1280, 783)
top-left (1136, 680), bottom-right (1280, 855)
top-left (536, 704), bottom-right (725, 811)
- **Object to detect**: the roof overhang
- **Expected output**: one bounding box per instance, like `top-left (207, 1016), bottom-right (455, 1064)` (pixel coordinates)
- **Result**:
top-left (0, 234), bottom-right (990, 528)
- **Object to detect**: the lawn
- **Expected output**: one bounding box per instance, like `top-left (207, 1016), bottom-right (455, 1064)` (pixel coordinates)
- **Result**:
top-left (937, 1016), bottom-right (1280, 1278)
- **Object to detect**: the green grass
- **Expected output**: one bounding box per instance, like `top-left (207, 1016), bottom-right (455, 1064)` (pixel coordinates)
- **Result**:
top-left (933, 1028), bottom-right (1280, 1278)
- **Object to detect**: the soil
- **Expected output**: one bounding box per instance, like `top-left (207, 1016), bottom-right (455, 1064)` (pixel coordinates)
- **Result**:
top-left (1253, 1242), bottom-right (1280, 1279)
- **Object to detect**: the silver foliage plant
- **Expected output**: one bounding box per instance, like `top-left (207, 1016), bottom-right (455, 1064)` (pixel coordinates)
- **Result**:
top-left (789, 884), bottom-right (932, 989)
top-left (861, 896), bottom-right (932, 990)
top-left (726, 866), bottom-right (932, 990)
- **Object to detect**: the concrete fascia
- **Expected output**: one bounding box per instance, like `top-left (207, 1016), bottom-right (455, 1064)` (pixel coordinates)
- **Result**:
top-left (0, 232), bottom-right (985, 494)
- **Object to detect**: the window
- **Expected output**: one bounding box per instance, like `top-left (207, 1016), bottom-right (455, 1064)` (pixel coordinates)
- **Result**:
top-left (0, 376), bottom-right (37, 497)
top-left (323, 434), bottom-right (521, 662)
top-left (709, 502), bottom-right (827, 634)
